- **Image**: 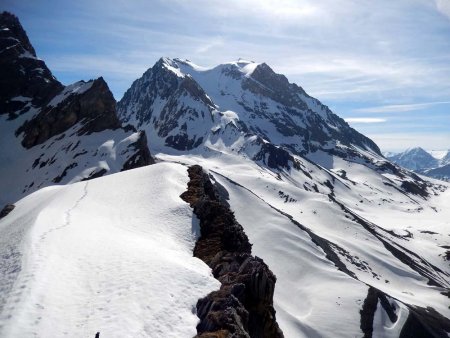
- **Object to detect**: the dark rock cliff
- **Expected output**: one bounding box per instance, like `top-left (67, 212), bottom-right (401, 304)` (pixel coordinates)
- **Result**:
top-left (359, 286), bottom-right (450, 338)
top-left (16, 77), bottom-right (122, 148)
top-left (0, 12), bottom-right (62, 119)
top-left (181, 165), bottom-right (283, 338)
top-left (121, 130), bottom-right (155, 170)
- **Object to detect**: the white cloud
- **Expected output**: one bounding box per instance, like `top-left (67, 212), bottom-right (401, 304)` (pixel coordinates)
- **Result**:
top-left (436, 0), bottom-right (450, 19)
top-left (345, 118), bottom-right (387, 123)
top-left (195, 37), bottom-right (226, 54)
top-left (352, 101), bottom-right (450, 113)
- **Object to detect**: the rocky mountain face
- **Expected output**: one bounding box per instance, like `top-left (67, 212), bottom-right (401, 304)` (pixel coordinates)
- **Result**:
top-left (387, 147), bottom-right (450, 181)
top-left (0, 12), bottom-right (62, 119)
top-left (387, 147), bottom-right (438, 171)
top-left (118, 58), bottom-right (381, 161)
top-left (0, 12), bottom-right (154, 207)
top-left (118, 57), bottom-right (428, 196)
top-left (421, 164), bottom-right (450, 182)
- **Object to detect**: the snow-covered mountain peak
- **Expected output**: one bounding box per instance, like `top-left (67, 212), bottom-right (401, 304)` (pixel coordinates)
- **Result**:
top-left (118, 57), bottom-right (385, 174)
top-left (156, 57), bottom-right (187, 78)
top-left (403, 146), bottom-right (427, 154)
top-left (387, 147), bottom-right (450, 181)
top-left (165, 58), bottom-right (261, 82)
top-left (388, 147), bottom-right (438, 171)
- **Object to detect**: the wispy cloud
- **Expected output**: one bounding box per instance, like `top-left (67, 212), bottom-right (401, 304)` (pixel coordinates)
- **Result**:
top-left (436, 0), bottom-right (450, 19)
top-left (345, 118), bottom-right (387, 123)
top-left (352, 101), bottom-right (450, 113)
top-left (7, 0), bottom-right (450, 102)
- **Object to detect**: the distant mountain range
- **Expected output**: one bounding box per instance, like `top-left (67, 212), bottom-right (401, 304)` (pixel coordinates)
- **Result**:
top-left (385, 147), bottom-right (450, 181)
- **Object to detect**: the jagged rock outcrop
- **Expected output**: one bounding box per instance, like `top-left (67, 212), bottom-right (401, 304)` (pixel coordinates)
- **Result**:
top-left (121, 130), bottom-right (155, 170)
top-left (360, 286), bottom-right (450, 338)
top-left (16, 77), bottom-right (122, 148)
top-left (181, 165), bottom-right (283, 338)
top-left (0, 12), bottom-right (62, 119)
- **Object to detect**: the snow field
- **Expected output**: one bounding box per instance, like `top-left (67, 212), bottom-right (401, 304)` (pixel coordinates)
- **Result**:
top-left (0, 162), bottom-right (219, 338)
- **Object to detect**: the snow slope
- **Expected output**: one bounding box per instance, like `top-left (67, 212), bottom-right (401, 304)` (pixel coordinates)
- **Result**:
top-left (0, 108), bottom-right (149, 207)
top-left (0, 162), bottom-right (219, 338)
top-left (158, 151), bottom-right (450, 338)
top-left (115, 56), bottom-right (450, 337)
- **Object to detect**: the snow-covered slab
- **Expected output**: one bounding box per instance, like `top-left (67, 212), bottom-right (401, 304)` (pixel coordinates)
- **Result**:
top-left (0, 162), bottom-right (219, 338)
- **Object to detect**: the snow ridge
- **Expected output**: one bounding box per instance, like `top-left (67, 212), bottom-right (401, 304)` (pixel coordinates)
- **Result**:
top-left (41, 181), bottom-right (89, 241)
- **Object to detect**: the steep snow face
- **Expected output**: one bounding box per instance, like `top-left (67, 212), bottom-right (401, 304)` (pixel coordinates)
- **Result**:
top-left (158, 152), bottom-right (450, 338)
top-left (0, 13), bottom-right (153, 207)
top-left (0, 162), bottom-right (219, 338)
top-left (117, 57), bottom-right (381, 161)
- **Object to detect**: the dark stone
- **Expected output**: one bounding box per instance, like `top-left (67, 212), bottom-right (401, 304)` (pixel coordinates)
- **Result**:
top-left (81, 168), bottom-right (107, 181)
top-left (52, 163), bottom-right (78, 183)
top-left (181, 165), bottom-right (283, 338)
top-left (401, 181), bottom-right (429, 198)
top-left (253, 141), bottom-right (292, 170)
top-left (360, 287), bottom-right (398, 338)
top-left (400, 306), bottom-right (450, 338)
top-left (0, 204), bottom-right (15, 219)
top-left (165, 134), bottom-right (203, 151)
top-left (121, 130), bottom-right (155, 171)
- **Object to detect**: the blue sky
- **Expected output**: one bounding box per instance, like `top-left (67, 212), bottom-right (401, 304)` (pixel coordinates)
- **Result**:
top-left (3, 0), bottom-right (450, 152)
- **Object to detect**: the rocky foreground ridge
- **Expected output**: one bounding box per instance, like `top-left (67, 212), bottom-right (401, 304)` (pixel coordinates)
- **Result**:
top-left (181, 165), bottom-right (283, 338)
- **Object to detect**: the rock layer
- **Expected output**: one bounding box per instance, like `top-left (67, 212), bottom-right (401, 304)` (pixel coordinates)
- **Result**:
top-left (181, 165), bottom-right (283, 338)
